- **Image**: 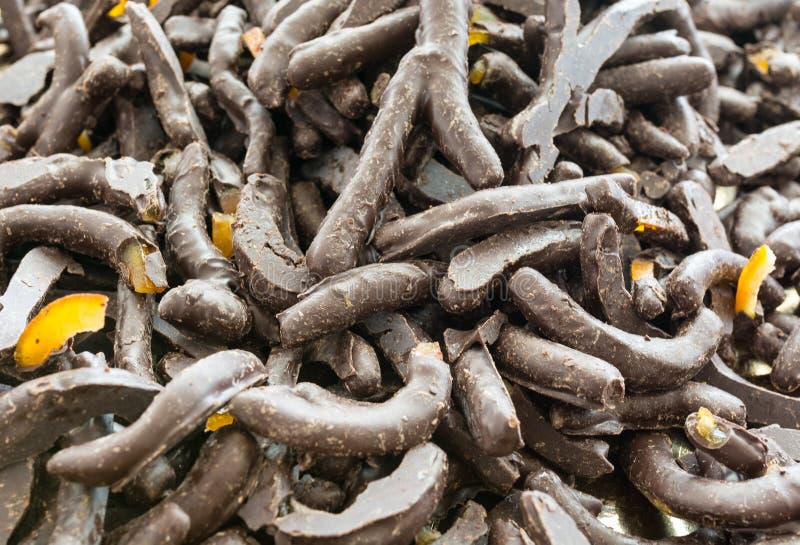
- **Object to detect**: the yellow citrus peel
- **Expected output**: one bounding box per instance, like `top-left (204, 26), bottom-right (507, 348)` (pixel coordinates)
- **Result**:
top-left (468, 29), bottom-right (490, 47)
top-left (468, 59), bottom-right (487, 85)
top-left (470, 5), bottom-right (499, 24)
top-left (735, 244), bottom-right (776, 319)
top-left (748, 48), bottom-right (777, 76)
top-left (695, 407), bottom-right (726, 445)
top-left (630, 258), bottom-right (655, 281)
top-left (178, 51), bottom-right (196, 72)
top-left (212, 212), bottom-right (235, 258)
top-left (205, 411), bottom-right (235, 432)
top-left (14, 294), bottom-right (108, 368)
top-left (77, 130), bottom-right (93, 153)
top-left (287, 87), bottom-right (301, 101)
top-left (121, 242), bottom-right (167, 294)
top-left (108, 0), bottom-right (127, 17)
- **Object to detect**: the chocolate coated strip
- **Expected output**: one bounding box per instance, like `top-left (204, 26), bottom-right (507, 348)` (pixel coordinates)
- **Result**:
top-left (709, 121), bottom-right (800, 185)
top-left (549, 382), bottom-right (746, 436)
top-left (114, 278), bottom-right (156, 383)
top-left (305, 0), bottom-right (504, 277)
top-left (453, 343), bottom-right (522, 457)
top-left (487, 492), bottom-right (536, 545)
top-left (495, 324), bottom-right (625, 409)
top-left (237, 446), bottom-right (293, 532)
top-left (512, 387), bottom-right (614, 478)
top-left (332, 0), bottom-right (406, 28)
top-left (359, 311), bottom-right (431, 380)
top-left (0, 367), bottom-right (161, 468)
top-left (108, 428), bottom-right (259, 545)
top-left (164, 15), bottom-right (216, 50)
top-left (510, 268), bottom-right (723, 392)
top-left (248, 0), bottom-right (350, 108)
top-left (0, 155), bottom-right (164, 222)
top-left (685, 411), bottom-right (769, 477)
top-left (292, 89), bottom-right (361, 146)
top-left (231, 343), bottom-right (450, 456)
top-left (0, 458), bottom-right (35, 543)
top-left (622, 432), bottom-right (800, 528)
top-left (47, 350), bottom-right (265, 488)
top-left (519, 491), bottom-right (590, 545)
top-left (275, 443), bottom-right (447, 545)
top-left (305, 330), bottom-right (382, 397)
top-left (605, 30), bottom-right (691, 67)
top-left (471, 51), bottom-right (537, 113)
top-left (277, 262), bottom-right (441, 347)
top-left (431, 500), bottom-right (489, 545)
top-left (209, 6), bottom-right (275, 178)
top-left (15, 4), bottom-right (90, 150)
top-left (0, 247), bottom-right (72, 359)
top-left (667, 180), bottom-right (730, 252)
top-left (693, 0), bottom-right (794, 33)
top-left (443, 310), bottom-right (507, 363)
top-left (766, 221), bottom-right (800, 278)
top-left (0, 205), bottom-right (167, 292)
top-left (290, 181), bottom-right (326, 247)
top-left (665, 249), bottom-right (785, 317)
top-left (375, 174), bottom-right (635, 261)
top-left (624, 109), bottom-right (690, 160)
top-left (115, 503), bottom-right (190, 545)
top-left (771, 325), bottom-right (800, 393)
top-left (729, 188), bottom-right (794, 257)
top-left (555, 129), bottom-right (630, 172)
top-left (0, 0), bottom-right (36, 59)
top-left (127, 2), bottom-right (206, 147)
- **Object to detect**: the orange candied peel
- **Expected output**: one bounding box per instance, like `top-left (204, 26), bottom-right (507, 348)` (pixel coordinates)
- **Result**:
top-left (242, 27), bottom-right (266, 57)
top-left (630, 258), bottom-right (655, 281)
top-left (735, 244), bottom-right (776, 319)
top-left (205, 411), bottom-right (235, 432)
top-left (468, 59), bottom-right (487, 85)
top-left (468, 29), bottom-right (490, 47)
top-left (14, 293), bottom-right (108, 368)
top-left (178, 51), bottom-right (196, 72)
top-left (287, 87), bottom-right (301, 101)
top-left (748, 47), bottom-right (778, 76)
top-left (121, 241), bottom-right (168, 294)
top-left (212, 212), bottom-right (235, 258)
top-left (634, 219), bottom-right (661, 232)
top-left (694, 407), bottom-right (727, 445)
top-left (77, 130), bottom-right (93, 153)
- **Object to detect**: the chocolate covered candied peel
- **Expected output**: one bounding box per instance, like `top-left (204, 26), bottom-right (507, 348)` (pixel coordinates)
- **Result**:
top-left (5, 0), bottom-right (800, 542)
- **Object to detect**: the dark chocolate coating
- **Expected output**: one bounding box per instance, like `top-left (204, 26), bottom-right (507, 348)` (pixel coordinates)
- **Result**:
top-left (453, 344), bottom-right (522, 457)
top-left (555, 129), bottom-right (631, 172)
top-left (0, 247), bottom-right (72, 358)
top-left (583, 178), bottom-right (689, 251)
top-left (110, 428), bottom-right (259, 545)
top-left (550, 382), bottom-right (746, 435)
top-left (234, 174), bottom-right (309, 312)
top-left (667, 180), bottom-right (730, 252)
top-left (510, 268), bottom-right (723, 392)
top-left (488, 492), bottom-right (536, 545)
top-left (443, 310), bottom-right (507, 363)
top-left (632, 276), bottom-right (668, 321)
top-left (622, 432), bottom-right (800, 528)
top-left (209, 6), bottom-right (275, 178)
top-left (114, 277), bottom-right (156, 383)
top-left (709, 121), bottom-right (800, 185)
top-left (581, 214), bottom-right (666, 337)
top-left (0, 367), bottom-right (161, 467)
top-left (290, 181), bottom-right (327, 248)
top-left (293, 476), bottom-right (345, 512)
top-left (127, 2), bottom-right (207, 147)
top-left (288, 7), bottom-right (419, 89)
top-left (115, 503), bottom-right (191, 545)
top-left (431, 501), bottom-right (489, 545)
top-left (0, 457), bottom-right (35, 543)
top-left (123, 455), bottom-right (177, 506)
top-left (164, 15), bottom-right (216, 50)
top-left (305, 330), bottom-right (382, 397)
top-left (685, 412), bottom-right (769, 477)
top-left (624, 109), bottom-right (690, 160)
top-left (47, 350), bottom-right (265, 488)
top-left (433, 408), bottom-right (521, 495)
top-left (0, 155), bottom-right (163, 221)
top-left (331, 0), bottom-right (407, 28)
top-left (495, 324), bottom-right (625, 409)
top-left (231, 344), bottom-right (450, 455)
top-left (375, 174), bottom-right (635, 260)
top-left (277, 262), bottom-right (441, 347)
top-left (0, 0), bottom-right (35, 59)
top-left (753, 322), bottom-right (787, 364)
top-left (200, 528), bottom-right (260, 545)
top-left (729, 188), bottom-right (794, 257)
top-left (237, 447), bottom-right (293, 532)
top-left (0, 204), bottom-right (167, 292)
top-left (605, 30), bottom-right (691, 67)
top-left (359, 311), bottom-right (431, 380)
top-left (440, 221), bottom-right (580, 314)
top-left (324, 78), bottom-right (371, 120)
top-left (293, 89), bottom-right (361, 146)
top-left (772, 325), bottom-right (800, 393)
top-left (248, 0), bottom-right (350, 108)
top-left (693, 0), bottom-right (793, 32)
top-left (275, 443), bottom-right (447, 545)
top-left (519, 491), bottom-right (590, 545)
top-left (114, 97), bottom-right (168, 161)
top-left (665, 249), bottom-right (785, 317)
top-left (512, 387), bottom-right (613, 478)
top-left (473, 51), bottom-right (538, 113)
top-left (766, 220), bottom-right (800, 278)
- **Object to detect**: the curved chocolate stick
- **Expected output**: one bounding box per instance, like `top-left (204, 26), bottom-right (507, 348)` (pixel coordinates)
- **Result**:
top-left (47, 350), bottom-right (265, 488)
top-left (549, 382), bottom-right (746, 436)
top-left (359, 311), bottom-right (431, 380)
top-left (606, 30), bottom-right (691, 67)
top-left (274, 443), bottom-right (447, 545)
top-left (432, 500), bottom-right (489, 545)
top-left (291, 89), bottom-right (361, 146)
top-left (114, 503), bottom-right (190, 545)
top-left (234, 174), bottom-right (309, 313)
top-left (0, 0), bottom-right (36, 59)
top-left (127, 2), bottom-right (206, 147)
top-left (624, 109), bottom-right (690, 160)
top-left (580, 214), bottom-right (666, 337)
top-left (375, 173), bottom-right (635, 261)
top-left (730, 188), bottom-right (796, 257)
top-left (0, 205), bottom-right (167, 293)
top-left (583, 178), bottom-right (689, 251)
top-left (622, 432), bottom-right (800, 528)
top-left (505, 0), bottom-right (714, 184)
top-left (495, 324), bottom-right (625, 409)
top-left (753, 322), bottom-right (786, 364)
top-left (665, 249), bottom-right (785, 317)
top-left (766, 221), bottom-right (800, 278)
top-left (15, 3), bottom-right (90, 150)
top-left (685, 410), bottom-right (769, 477)
top-left (0, 154), bottom-right (164, 221)
top-left (510, 268), bottom-right (723, 392)
top-left (31, 56), bottom-right (131, 156)
top-left (114, 97), bottom-right (168, 161)
top-left (0, 367), bottom-right (161, 468)
top-left (324, 77), bottom-right (370, 120)
top-left (123, 455), bottom-right (177, 507)
top-left (632, 276), bottom-right (668, 321)
top-left (0, 458), bottom-right (35, 543)
top-left (290, 181), bottom-right (326, 248)
top-left (0, 247), bottom-right (73, 359)
top-left (109, 428), bottom-right (259, 545)
top-left (470, 51), bottom-right (537, 114)
top-left (305, 330), bottom-right (382, 397)
top-left (114, 275), bottom-right (156, 383)
top-left (453, 343), bottom-right (522, 457)
top-left (511, 386), bottom-right (613, 478)
top-left (164, 15), bottom-right (216, 50)
top-left (209, 6), bottom-right (275, 178)
top-left (667, 180), bottom-right (730, 252)
top-left (331, 0), bottom-right (407, 28)
top-left (440, 221), bottom-right (580, 314)
top-left (519, 491), bottom-right (590, 545)
top-left (231, 343), bottom-right (450, 456)
top-left (277, 262), bottom-right (441, 347)
top-left (771, 326), bottom-right (800, 393)
top-left (305, 0), bottom-right (504, 277)
top-left (159, 142), bottom-right (250, 342)
top-left (693, 0), bottom-right (793, 32)
top-left (710, 121), bottom-right (800, 185)
top-left (248, 0), bottom-right (350, 108)
top-left (287, 6), bottom-right (417, 89)
top-left (555, 129), bottom-right (630, 172)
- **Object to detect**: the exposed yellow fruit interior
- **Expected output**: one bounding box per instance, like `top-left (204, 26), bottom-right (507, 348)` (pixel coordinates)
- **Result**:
top-left (414, 527), bottom-right (442, 545)
top-left (242, 27), bottom-right (266, 57)
top-left (630, 258), bottom-right (655, 281)
top-left (77, 130), bottom-right (93, 153)
top-left (205, 411), bottom-right (235, 432)
top-left (468, 29), bottom-right (490, 46)
top-left (735, 244), bottom-right (776, 319)
top-left (748, 48), bottom-right (777, 76)
top-left (695, 407), bottom-right (727, 445)
top-left (178, 51), bottom-right (196, 72)
top-left (634, 220), bottom-right (661, 232)
top-left (108, 0), bottom-right (127, 17)
top-left (287, 87), bottom-right (300, 101)
top-left (470, 5), bottom-right (499, 23)
top-left (468, 59), bottom-right (487, 85)
top-left (121, 242), bottom-right (167, 294)
top-left (14, 294), bottom-right (108, 367)
top-left (212, 212), bottom-right (235, 258)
